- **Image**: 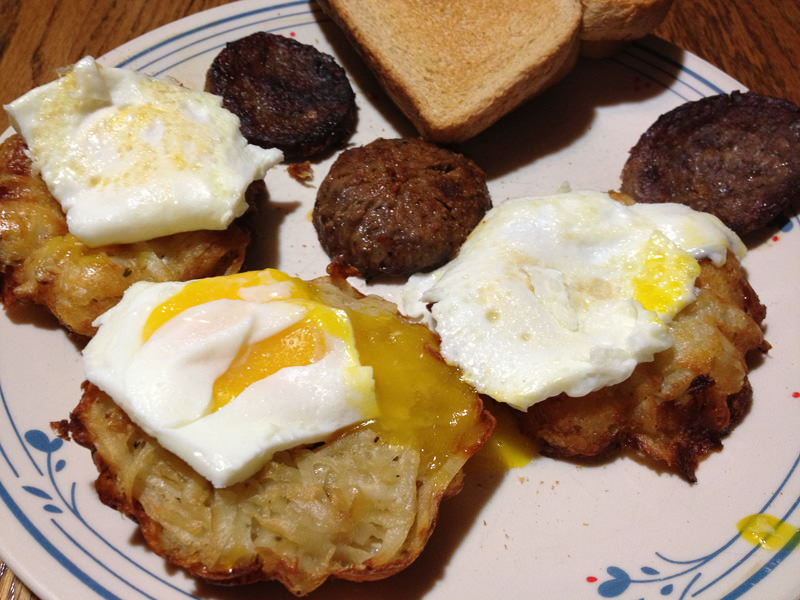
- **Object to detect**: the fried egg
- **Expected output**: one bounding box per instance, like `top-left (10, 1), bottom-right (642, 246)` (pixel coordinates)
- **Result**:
top-left (399, 190), bottom-right (745, 411)
top-left (4, 56), bottom-right (283, 246)
top-left (82, 269), bottom-right (377, 488)
top-left (628, 201), bottom-right (745, 266)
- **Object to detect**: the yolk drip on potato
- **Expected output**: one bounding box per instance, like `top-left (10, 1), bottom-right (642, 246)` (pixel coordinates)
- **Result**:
top-left (468, 402), bottom-right (537, 471)
top-left (142, 269), bottom-right (488, 474)
top-left (345, 308), bottom-right (486, 473)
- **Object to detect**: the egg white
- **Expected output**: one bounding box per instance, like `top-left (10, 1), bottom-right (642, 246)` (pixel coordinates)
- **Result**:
top-left (83, 276), bottom-right (377, 488)
top-left (4, 56), bottom-right (283, 246)
top-left (630, 201), bottom-right (746, 266)
top-left (400, 191), bottom-right (745, 411)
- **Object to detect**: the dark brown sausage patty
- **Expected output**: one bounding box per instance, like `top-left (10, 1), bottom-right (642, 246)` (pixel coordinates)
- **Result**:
top-left (313, 138), bottom-right (492, 280)
top-left (206, 31), bottom-right (356, 161)
top-left (620, 91), bottom-right (800, 237)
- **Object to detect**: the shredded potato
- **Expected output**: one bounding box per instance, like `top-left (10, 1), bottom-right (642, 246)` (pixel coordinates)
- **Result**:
top-left (0, 134), bottom-right (252, 337)
top-left (521, 254), bottom-right (767, 481)
top-left (60, 278), bottom-right (493, 596)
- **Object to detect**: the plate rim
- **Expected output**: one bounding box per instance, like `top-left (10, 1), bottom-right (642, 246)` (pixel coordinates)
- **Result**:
top-left (1, 2), bottom-right (799, 600)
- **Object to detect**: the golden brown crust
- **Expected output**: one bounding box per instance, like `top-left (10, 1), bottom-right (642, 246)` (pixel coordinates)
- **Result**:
top-left (0, 134), bottom-right (252, 338)
top-left (519, 253), bottom-right (766, 482)
top-left (57, 277), bottom-right (494, 596)
top-left (580, 0), bottom-right (674, 42)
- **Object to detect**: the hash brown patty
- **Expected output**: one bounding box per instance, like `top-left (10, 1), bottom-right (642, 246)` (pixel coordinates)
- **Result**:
top-left (0, 134), bottom-right (254, 338)
top-left (56, 277), bottom-right (494, 596)
top-left (519, 252), bottom-right (767, 482)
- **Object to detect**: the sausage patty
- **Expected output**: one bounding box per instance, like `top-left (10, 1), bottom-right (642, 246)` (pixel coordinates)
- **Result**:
top-left (620, 91), bottom-right (800, 237)
top-left (206, 31), bottom-right (356, 162)
top-left (313, 137), bottom-right (492, 280)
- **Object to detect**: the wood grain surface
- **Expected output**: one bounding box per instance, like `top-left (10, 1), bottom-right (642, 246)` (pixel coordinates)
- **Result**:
top-left (0, 0), bottom-right (798, 598)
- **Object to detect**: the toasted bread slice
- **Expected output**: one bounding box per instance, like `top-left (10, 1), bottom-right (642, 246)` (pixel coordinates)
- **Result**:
top-left (581, 0), bottom-right (674, 41)
top-left (580, 0), bottom-right (674, 56)
top-left (318, 0), bottom-right (583, 142)
top-left (318, 0), bottom-right (674, 141)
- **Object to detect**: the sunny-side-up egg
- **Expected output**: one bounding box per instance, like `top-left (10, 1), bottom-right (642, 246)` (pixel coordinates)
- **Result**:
top-left (4, 56), bottom-right (283, 246)
top-left (400, 190), bottom-right (745, 412)
top-left (83, 269), bottom-right (376, 488)
top-left (82, 268), bottom-right (487, 488)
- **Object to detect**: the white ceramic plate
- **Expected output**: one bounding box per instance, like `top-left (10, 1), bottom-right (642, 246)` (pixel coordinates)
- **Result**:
top-left (2, 1), bottom-right (799, 599)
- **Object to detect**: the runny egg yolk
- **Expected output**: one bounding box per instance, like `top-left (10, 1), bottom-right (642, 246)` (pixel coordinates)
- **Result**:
top-left (632, 233), bottom-right (700, 319)
top-left (346, 308), bottom-right (486, 473)
top-left (469, 402), bottom-right (537, 471)
top-left (143, 269), bottom-right (296, 340)
top-left (211, 317), bottom-right (327, 412)
top-left (140, 269), bottom-right (488, 474)
top-left (142, 270), bottom-right (355, 412)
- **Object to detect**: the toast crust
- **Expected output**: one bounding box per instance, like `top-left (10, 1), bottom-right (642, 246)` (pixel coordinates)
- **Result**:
top-left (580, 0), bottom-right (674, 41)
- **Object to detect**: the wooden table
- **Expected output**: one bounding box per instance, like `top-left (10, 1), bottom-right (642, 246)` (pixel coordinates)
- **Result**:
top-left (0, 1), bottom-right (798, 598)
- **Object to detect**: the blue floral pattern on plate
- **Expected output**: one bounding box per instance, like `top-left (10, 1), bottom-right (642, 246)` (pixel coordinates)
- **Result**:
top-left (593, 450), bottom-right (800, 599)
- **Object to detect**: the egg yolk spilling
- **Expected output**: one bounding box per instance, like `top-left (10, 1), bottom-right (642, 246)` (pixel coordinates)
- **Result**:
top-left (469, 403), bottom-right (537, 471)
top-left (142, 269), bottom-right (485, 473)
top-left (346, 308), bottom-right (485, 472)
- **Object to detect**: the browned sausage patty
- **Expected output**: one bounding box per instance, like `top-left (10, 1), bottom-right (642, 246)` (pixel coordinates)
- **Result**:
top-left (313, 138), bottom-right (492, 280)
top-left (206, 31), bottom-right (356, 161)
top-left (620, 91), bottom-right (800, 237)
